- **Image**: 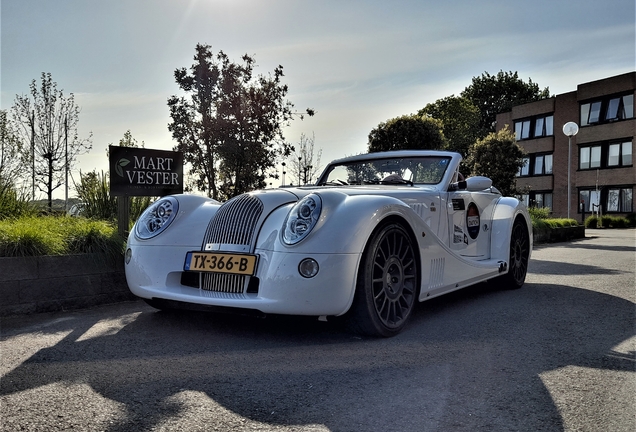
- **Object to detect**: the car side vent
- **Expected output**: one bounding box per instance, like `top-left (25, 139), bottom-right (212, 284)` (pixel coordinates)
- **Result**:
top-left (203, 194), bottom-right (264, 247)
top-left (428, 257), bottom-right (445, 289)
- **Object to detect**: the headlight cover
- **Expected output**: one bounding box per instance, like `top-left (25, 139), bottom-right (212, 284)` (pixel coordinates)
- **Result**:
top-left (134, 196), bottom-right (179, 240)
top-left (282, 194), bottom-right (322, 245)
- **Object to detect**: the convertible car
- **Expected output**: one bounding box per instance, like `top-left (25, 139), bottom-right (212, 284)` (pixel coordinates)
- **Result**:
top-left (125, 150), bottom-right (532, 337)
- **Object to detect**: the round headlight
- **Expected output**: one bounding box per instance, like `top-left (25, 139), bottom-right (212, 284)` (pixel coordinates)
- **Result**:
top-left (134, 196), bottom-right (179, 240)
top-left (282, 194), bottom-right (322, 245)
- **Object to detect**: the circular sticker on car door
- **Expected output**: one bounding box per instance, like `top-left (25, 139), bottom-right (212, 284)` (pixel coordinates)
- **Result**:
top-left (466, 203), bottom-right (480, 240)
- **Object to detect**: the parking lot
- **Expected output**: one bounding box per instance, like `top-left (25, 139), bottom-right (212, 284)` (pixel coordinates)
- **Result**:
top-left (1, 229), bottom-right (634, 431)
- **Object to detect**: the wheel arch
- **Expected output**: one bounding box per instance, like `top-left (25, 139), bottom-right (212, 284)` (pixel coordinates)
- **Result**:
top-left (356, 214), bottom-right (423, 299)
top-left (490, 197), bottom-right (533, 262)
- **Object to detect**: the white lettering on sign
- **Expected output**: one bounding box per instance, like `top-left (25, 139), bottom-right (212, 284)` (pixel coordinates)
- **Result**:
top-left (122, 155), bottom-right (180, 186)
top-left (134, 156), bottom-right (174, 171)
top-left (126, 170), bottom-right (180, 185)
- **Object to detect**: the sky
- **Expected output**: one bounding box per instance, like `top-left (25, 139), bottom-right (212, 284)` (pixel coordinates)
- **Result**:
top-left (1, 0), bottom-right (635, 198)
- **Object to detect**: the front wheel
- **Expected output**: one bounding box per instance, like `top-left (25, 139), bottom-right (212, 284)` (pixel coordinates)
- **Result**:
top-left (348, 223), bottom-right (419, 337)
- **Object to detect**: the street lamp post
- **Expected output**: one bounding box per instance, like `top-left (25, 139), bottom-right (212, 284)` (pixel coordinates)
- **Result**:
top-left (281, 162), bottom-right (286, 186)
top-left (562, 122), bottom-right (579, 219)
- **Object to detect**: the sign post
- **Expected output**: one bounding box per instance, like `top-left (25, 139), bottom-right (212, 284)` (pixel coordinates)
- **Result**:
top-left (109, 146), bottom-right (183, 238)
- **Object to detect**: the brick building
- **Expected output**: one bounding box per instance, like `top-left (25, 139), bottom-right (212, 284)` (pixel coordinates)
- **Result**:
top-left (496, 72), bottom-right (635, 221)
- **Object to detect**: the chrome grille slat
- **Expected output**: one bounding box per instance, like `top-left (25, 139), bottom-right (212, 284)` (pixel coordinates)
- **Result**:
top-left (203, 194), bottom-right (263, 246)
top-left (202, 273), bottom-right (246, 293)
top-left (197, 194), bottom-right (264, 294)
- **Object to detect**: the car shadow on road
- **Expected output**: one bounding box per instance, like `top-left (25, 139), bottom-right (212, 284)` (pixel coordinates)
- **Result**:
top-left (1, 281), bottom-right (634, 431)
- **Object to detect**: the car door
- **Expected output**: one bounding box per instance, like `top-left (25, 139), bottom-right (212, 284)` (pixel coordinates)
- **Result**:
top-left (446, 190), bottom-right (496, 259)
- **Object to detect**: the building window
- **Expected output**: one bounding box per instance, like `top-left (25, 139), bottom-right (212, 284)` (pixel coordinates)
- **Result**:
top-left (515, 120), bottom-right (531, 140)
top-left (517, 154), bottom-right (552, 177)
top-left (517, 157), bottom-right (530, 177)
top-left (533, 154), bottom-right (553, 175)
top-left (622, 142), bottom-right (633, 166)
top-left (579, 190), bottom-right (601, 213)
top-left (579, 145), bottom-right (602, 169)
top-left (580, 141), bottom-right (633, 170)
top-left (528, 192), bottom-right (553, 210)
top-left (607, 188), bottom-right (633, 213)
top-left (514, 114), bottom-right (554, 140)
top-left (581, 93), bottom-right (634, 126)
top-left (580, 187), bottom-right (633, 213)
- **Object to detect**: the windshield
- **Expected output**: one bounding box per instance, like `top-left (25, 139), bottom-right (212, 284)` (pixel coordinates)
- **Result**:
top-left (319, 156), bottom-right (452, 186)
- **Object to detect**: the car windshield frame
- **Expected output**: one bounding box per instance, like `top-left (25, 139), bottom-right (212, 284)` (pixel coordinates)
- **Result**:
top-left (317, 156), bottom-right (453, 186)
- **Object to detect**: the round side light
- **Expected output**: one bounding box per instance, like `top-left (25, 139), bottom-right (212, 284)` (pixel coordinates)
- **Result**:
top-left (298, 258), bottom-right (319, 278)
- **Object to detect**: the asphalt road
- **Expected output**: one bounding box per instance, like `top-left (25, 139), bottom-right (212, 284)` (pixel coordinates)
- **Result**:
top-left (1, 229), bottom-right (634, 432)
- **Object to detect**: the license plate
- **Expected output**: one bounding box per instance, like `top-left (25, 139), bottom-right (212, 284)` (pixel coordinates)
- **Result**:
top-left (184, 252), bottom-right (258, 275)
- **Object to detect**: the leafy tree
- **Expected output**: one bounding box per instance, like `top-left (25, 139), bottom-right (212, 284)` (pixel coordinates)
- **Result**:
top-left (417, 95), bottom-right (480, 158)
top-left (287, 132), bottom-right (322, 185)
top-left (168, 44), bottom-right (312, 200)
top-left (461, 70), bottom-right (550, 137)
top-left (11, 73), bottom-right (92, 209)
top-left (0, 110), bottom-right (22, 184)
top-left (465, 127), bottom-right (525, 196)
top-left (368, 115), bottom-right (447, 153)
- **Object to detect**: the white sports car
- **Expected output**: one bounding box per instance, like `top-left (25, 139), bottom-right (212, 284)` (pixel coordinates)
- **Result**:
top-left (125, 150), bottom-right (532, 337)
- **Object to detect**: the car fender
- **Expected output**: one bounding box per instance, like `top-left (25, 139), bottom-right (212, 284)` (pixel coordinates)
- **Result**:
top-left (255, 191), bottom-right (422, 255)
top-left (127, 194), bottom-right (221, 248)
top-left (490, 197), bottom-right (533, 262)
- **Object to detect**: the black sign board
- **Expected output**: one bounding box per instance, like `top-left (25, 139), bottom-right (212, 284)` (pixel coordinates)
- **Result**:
top-left (109, 146), bottom-right (183, 196)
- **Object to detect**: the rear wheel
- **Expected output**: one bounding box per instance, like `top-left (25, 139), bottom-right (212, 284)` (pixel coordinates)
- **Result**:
top-left (500, 218), bottom-right (530, 289)
top-left (348, 223), bottom-right (418, 337)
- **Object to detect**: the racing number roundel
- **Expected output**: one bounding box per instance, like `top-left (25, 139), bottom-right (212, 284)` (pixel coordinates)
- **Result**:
top-left (466, 202), bottom-right (480, 240)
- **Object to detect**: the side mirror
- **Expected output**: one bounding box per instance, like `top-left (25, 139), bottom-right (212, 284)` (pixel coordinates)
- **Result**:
top-left (465, 176), bottom-right (492, 191)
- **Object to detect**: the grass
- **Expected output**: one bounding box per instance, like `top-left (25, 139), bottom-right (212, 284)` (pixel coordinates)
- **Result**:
top-left (0, 216), bottom-right (125, 258)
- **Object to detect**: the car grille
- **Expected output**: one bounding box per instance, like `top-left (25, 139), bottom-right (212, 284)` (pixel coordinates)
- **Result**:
top-left (197, 194), bottom-right (264, 294)
top-left (202, 193), bottom-right (264, 246)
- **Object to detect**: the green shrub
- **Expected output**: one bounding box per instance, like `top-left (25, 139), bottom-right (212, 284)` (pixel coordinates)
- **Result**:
top-left (528, 207), bottom-right (550, 220)
top-left (74, 170), bottom-right (153, 226)
top-left (586, 215), bottom-right (632, 228)
top-left (542, 218), bottom-right (578, 228)
top-left (585, 216), bottom-right (598, 228)
top-left (0, 177), bottom-right (37, 220)
top-left (599, 215), bottom-right (628, 228)
top-left (0, 216), bottom-right (124, 258)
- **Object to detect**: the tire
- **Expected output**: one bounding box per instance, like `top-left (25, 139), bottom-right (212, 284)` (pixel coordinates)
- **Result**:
top-left (348, 223), bottom-right (419, 337)
top-left (499, 217), bottom-right (530, 289)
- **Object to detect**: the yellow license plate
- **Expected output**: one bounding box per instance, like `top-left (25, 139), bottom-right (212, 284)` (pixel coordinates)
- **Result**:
top-left (184, 252), bottom-right (258, 275)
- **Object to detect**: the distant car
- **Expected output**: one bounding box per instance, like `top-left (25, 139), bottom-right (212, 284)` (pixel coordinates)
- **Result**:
top-left (125, 150), bottom-right (532, 337)
top-left (67, 203), bottom-right (85, 217)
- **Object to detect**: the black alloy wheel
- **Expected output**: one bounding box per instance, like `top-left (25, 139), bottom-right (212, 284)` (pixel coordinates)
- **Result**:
top-left (350, 223), bottom-right (419, 337)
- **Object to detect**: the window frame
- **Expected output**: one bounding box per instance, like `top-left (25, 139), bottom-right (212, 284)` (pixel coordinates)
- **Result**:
top-left (580, 93), bottom-right (634, 126)
top-left (514, 114), bottom-right (554, 141)
top-left (579, 140), bottom-right (633, 170)
top-left (579, 187), bottom-right (633, 214)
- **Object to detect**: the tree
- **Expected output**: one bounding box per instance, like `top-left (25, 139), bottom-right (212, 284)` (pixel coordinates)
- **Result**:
top-left (11, 73), bottom-right (92, 209)
top-left (287, 132), bottom-right (322, 185)
top-left (461, 70), bottom-right (550, 137)
top-left (368, 115), bottom-right (447, 153)
top-left (0, 110), bottom-right (22, 184)
top-left (465, 127), bottom-right (525, 197)
top-left (168, 44), bottom-right (312, 200)
top-left (418, 95), bottom-right (480, 158)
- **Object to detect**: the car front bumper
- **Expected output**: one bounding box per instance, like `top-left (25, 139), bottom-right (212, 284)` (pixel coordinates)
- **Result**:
top-left (125, 244), bottom-right (360, 316)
